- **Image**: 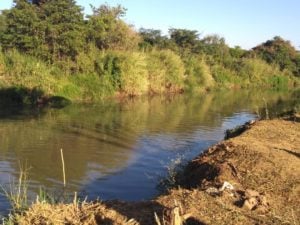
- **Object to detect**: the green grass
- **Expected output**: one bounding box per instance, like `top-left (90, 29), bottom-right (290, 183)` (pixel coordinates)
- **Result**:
top-left (146, 49), bottom-right (185, 93)
top-left (0, 49), bottom-right (298, 105)
top-left (184, 55), bottom-right (215, 92)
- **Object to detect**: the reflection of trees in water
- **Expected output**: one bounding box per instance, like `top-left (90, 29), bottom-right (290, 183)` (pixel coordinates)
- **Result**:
top-left (0, 89), bottom-right (298, 193)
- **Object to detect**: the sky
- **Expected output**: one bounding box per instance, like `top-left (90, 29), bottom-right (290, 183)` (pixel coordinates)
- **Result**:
top-left (0, 0), bottom-right (299, 50)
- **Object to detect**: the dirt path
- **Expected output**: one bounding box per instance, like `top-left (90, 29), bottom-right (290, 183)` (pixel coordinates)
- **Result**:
top-left (14, 117), bottom-right (300, 225)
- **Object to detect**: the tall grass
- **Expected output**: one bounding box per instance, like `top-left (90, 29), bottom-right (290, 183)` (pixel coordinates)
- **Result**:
top-left (115, 51), bottom-right (149, 96)
top-left (0, 163), bottom-right (29, 213)
top-left (147, 50), bottom-right (185, 93)
top-left (238, 58), bottom-right (291, 88)
top-left (184, 55), bottom-right (215, 92)
top-left (211, 64), bottom-right (239, 88)
top-left (0, 49), bottom-right (298, 105)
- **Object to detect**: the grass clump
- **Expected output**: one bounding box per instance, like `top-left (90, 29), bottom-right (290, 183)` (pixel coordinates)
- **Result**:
top-left (211, 64), bottom-right (238, 88)
top-left (184, 55), bottom-right (215, 92)
top-left (116, 51), bottom-right (149, 96)
top-left (147, 50), bottom-right (185, 94)
top-left (0, 164), bottom-right (29, 214)
top-left (238, 58), bottom-right (291, 88)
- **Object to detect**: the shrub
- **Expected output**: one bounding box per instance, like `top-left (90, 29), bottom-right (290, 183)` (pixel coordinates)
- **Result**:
top-left (211, 64), bottom-right (234, 87)
top-left (94, 51), bottom-right (149, 96)
top-left (239, 58), bottom-right (289, 88)
top-left (146, 50), bottom-right (185, 93)
top-left (184, 55), bottom-right (215, 92)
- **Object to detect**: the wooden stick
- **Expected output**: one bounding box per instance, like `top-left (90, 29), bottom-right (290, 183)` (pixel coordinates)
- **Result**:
top-left (60, 148), bottom-right (66, 187)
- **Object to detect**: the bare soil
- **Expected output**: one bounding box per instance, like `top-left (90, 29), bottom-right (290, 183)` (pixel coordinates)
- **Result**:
top-left (14, 117), bottom-right (300, 225)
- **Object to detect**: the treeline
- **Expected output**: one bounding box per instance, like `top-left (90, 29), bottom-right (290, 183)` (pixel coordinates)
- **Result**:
top-left (0, 0), bottom-right (299, 104)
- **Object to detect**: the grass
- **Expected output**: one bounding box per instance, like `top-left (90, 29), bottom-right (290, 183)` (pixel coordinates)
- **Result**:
top-left (0, 163), bottom-right (29, 214)
top-left (184, 55), bottom-right (215, 92)
top-left (0, 49), bottom-right (299, 106)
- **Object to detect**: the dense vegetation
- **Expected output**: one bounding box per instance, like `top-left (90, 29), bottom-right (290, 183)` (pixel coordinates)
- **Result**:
top-left (0, 0), bottom-right (299, 104)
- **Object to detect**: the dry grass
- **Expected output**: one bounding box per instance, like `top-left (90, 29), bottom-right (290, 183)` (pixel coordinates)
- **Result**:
top-left (0, 163), bottom-right (29, 213)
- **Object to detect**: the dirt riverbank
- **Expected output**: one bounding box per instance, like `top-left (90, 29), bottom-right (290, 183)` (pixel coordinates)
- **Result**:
top-left (12, 116), bottom-right (300, 225)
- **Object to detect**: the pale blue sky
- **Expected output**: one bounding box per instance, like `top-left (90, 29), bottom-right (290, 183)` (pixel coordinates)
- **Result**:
top-left (0, 0), bottom-right (299, 50)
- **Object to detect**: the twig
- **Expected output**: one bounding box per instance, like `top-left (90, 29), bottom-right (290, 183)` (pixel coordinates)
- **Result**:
top-left (60, 149), bottom-right (66, 187)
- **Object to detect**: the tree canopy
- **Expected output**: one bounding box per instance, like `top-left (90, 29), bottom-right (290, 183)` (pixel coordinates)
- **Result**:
top-left (252, 36), bottom-right (298, 74)
top-left (0, 1), bottom-right (299, 80)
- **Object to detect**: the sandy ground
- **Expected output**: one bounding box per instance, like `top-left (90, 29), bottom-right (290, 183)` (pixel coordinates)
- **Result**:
top-left (13, 116), bottom-right (300, 225)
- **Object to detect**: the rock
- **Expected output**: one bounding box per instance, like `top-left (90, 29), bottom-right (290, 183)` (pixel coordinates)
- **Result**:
top-left (243, 197), bottom-right (258, 210)
top-left (205, 187), bottom-right (220, 196)
top-left (259, 196), bottom-right (268, 206)
top-left (244, 189), bottom-right (260, 198)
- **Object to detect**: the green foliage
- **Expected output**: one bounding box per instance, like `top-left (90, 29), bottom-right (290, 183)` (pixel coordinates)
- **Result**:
top-left (147, 50), bottom-right (185, 93)
top-left (87, 4), bottom-right (140, 51)
top-left (0, 2), bottom-right (299, 104)
top-left (295, 54), bottom-right (300, 77)
top-left (1, 0), bottom-right (42, 54)
top-left (39, 0), bottom-right (85, 61)
top-left (1, 0), bottom-right (85, 61)
top-left (238, 58), bottom-right (291, 88)
top-left (69, 73), bottom-right (108, 101)
top-left (117, 52), bottom-right (149, 96)
top-left (169, 28), bottom-right (201, 54)
top-left (201, 35), bottom-right (231, 65)
top-left (267, 75), bottom-right (289, 89)
top-left (0, 13), bottom-right (6, 35)
top-left (252, 36), bottom-right (298, 74)
top-left (74, 44), bottom-right (100, 74)
top-left (211, 64), bottom-right (236, 87)
top-left (184, 55), bottom-right (215, 92)
top-left (139, 28), bottom-right (170, 51)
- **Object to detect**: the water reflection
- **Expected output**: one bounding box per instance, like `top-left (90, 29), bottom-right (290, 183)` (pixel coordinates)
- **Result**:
top-left (0, 89), bottom-right (299, 211)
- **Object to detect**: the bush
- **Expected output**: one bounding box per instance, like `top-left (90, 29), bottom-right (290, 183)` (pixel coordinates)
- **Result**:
top-left (184, 55), bottom-right (215, 92)
top-left (146, 50), bottom-right (185, 93)
top-left (239, 58), bottom-right (289, 88)
top-left (211, 64), bottom-right (234, 87)
top-left (94, 51), bottom-right (149, 96)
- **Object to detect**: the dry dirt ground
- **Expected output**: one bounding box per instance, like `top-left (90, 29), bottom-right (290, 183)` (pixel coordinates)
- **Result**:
top-left (14, 116), bottom-right (300, 225)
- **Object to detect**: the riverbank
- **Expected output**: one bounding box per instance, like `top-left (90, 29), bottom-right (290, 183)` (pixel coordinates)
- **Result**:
top-left (1, 49), bottom-right (299, 107)
top-left (5, 115), bottom-right (300, 225)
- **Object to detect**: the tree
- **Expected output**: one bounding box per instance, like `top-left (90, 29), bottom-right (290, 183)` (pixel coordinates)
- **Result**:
top-left (0, 0), bottom-right (42, 53)
top-left (139, 28), bottom-right (170, 50)
top-left (0, 0), bottom-right (85, 61)
top-left (252, 36), bottom-right (298, 73)
top-left (38, 0), bottom-right (85, 60)
top-left (0, 12), bottom-right (6, 35)
top-left (229, 46), bottom-right (246, 59)
top-left (200, 34), bottom-right (230, 64)
top-left (87, 4), bottom-right (140, 51)
top-left (169, 28), bottom-right (201, 54)
top-left (30, 0), bottom-right (48, 5)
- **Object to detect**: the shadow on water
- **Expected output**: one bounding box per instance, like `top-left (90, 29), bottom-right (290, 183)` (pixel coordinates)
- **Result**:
top-left (0, 86), bottom-right (71, 109)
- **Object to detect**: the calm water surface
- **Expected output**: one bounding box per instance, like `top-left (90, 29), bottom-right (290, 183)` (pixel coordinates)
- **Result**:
top-left (0, 89), bottom-right (299, 214)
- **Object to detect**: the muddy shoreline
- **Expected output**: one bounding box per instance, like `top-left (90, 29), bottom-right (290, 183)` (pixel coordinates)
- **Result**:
top-left (8, 116), bottom-right (300, 225)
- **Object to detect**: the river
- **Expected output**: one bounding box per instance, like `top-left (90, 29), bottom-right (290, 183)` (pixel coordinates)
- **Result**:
top-left (0, 89), bottom-right (299, 215)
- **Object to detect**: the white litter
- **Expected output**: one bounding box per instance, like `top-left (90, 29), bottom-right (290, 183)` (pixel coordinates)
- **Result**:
top-left (219, 181), bottom-right (234, 191)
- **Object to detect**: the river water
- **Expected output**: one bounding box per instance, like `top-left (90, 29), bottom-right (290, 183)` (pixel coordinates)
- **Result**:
top-left (0, 89), bottom-right (299, 214)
